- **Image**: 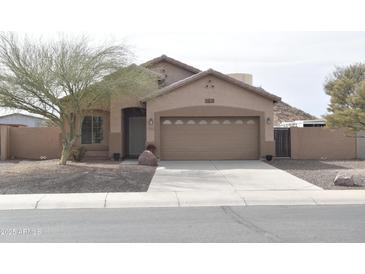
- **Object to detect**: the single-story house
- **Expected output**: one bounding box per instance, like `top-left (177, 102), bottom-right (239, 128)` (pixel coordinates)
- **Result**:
top-left (1, 55), bottom-right (362, 161)
top-left (0, 113), bottom-right (47, 127)
top-left (76, 55), bottom-right (281, 160)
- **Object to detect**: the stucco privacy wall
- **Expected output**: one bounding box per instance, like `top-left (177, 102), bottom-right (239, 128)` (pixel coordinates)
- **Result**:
top-left (9, 127), bottom-right (62, 160)
top-left (290, 127), bottom-right (357, 160)
top-left (356, 130), bottom-right (365, 159)
top-left (147, 75), bottom-right (275, 158)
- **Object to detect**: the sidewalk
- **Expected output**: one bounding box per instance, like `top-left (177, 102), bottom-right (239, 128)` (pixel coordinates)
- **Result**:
top-left (1, 190), bottom-right (365, 210)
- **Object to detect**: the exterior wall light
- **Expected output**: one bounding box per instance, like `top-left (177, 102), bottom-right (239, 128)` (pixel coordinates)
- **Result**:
top-left (148, 118), bottom-right (154, 126)
top-left (266, 117), bottom-right (272, 125)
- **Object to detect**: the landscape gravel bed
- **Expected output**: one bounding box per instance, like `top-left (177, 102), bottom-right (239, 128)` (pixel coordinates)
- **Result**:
top-left (0, 160), bottom-right (156, 194)
top-left (268, 159), bottom-right (365, 189)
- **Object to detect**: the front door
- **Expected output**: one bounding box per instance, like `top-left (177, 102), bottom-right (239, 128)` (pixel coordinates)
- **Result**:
top-left (128, 116), bottom-right (146, 157)
top-left (123, 108), bottom-right (146, 158)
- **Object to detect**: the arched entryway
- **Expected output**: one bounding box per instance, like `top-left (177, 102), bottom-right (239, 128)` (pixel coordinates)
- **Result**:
top-left (122, 107), bottom-right (146, 158)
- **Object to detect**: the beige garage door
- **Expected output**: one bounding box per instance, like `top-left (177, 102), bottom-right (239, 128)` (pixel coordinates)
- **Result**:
top-left (160, 117), bottom-right (259, 160)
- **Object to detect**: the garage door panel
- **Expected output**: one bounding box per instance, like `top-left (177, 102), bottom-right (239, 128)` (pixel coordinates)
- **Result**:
top-left (160, 117), bottom-right (259, 160)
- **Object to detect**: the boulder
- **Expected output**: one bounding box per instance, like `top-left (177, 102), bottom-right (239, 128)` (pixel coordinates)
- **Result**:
top-left (138, 150), bottom-right (158, 166)
top-left (334, 173), bottom-right (356, 187)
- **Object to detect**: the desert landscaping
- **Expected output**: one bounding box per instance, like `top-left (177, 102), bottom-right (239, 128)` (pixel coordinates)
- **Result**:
top-left (269, 159), bottom-right (365, 189)
top-left (0, 160), bottom-right (156, 194)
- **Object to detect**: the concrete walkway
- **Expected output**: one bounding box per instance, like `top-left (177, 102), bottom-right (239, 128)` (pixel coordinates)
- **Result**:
top-left (1, 190), bottom-right (365, 210)
top-left (148, 160), bottom-right (321, 192)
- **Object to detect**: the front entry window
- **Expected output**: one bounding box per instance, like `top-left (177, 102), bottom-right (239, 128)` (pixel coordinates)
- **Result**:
top-left (81, 116), bottom-right (104, 144)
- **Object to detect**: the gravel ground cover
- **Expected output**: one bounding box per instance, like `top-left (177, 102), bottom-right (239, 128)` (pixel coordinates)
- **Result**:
top-left (268, 159), bottom-right (365, 189)
top-left (0, 160), bottom-right (156, 194)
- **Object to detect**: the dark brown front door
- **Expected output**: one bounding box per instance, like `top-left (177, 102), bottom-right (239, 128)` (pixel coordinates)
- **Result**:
top-left (123, 108), bottom-right (146, 158)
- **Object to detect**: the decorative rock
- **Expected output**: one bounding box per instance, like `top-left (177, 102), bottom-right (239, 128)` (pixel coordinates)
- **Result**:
top-left (334, 173), bottom-right (356, 187)
top-left (138, 150), bottom-right (158, 166)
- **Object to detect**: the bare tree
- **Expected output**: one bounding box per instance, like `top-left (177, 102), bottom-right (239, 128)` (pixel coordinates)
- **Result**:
top-left (0, 33), bottom-right (131, 164)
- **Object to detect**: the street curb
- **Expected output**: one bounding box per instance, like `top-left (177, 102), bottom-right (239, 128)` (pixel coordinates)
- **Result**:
top-left (0, 190), bottom-right (365, 210)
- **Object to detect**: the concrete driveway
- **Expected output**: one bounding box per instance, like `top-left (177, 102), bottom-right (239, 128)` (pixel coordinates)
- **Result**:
top-left (148, 160), bottom-right (321, 192)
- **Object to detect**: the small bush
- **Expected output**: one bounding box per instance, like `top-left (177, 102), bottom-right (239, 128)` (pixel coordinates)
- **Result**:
top-left (146, 144), bottom-right (157, 154)
top-left (71, 147), bottom-right (87, 162)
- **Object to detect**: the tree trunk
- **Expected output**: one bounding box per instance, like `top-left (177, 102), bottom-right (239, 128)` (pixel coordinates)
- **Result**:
top-left (59, 143), bottom-right (72, 165)
top-left (59, 114), bottom-right (78, 165)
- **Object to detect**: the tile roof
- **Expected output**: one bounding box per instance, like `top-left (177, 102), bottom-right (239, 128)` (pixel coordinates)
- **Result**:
top-left (142, 68), bottom-right (281, 102)
top-left (141, 55), bottom-right (201, 74)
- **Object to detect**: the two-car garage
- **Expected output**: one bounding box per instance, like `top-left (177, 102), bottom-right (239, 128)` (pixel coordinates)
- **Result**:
top-left (145, 69), bottom-right (279, 161)
top-left (160, 117), bottom-right (259, 160)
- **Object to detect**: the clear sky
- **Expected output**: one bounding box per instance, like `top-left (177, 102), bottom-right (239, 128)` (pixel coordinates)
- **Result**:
top-left (1, 31), bottom-right (365, 117)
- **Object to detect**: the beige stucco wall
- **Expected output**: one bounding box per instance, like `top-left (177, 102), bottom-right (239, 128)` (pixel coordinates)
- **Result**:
top-left (357, 130), bottom-right (365, 159)
top-left (147, 61), bottom-right (196, 86)
top-left (291, 127), bottom-right (357, 160)
top-left (146, 75), bottom-right (275, 158)
top-left (9, 127), bottom-right (62, 160)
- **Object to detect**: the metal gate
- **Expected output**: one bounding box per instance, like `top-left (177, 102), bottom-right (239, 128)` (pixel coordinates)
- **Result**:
top-left (274, 128), bottom-right (291, 157)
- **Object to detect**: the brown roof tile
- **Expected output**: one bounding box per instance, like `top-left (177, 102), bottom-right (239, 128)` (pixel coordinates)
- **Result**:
top-left (141, 55), bottom-right (201, 74)
top-left (142, 68), bottom-right (281, 102)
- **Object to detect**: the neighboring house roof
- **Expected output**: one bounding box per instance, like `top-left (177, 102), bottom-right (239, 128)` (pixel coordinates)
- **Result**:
top-left (0, 113), bottom-right (46, 121)
top-left (280, 119), bottom-right (326, 127)
top-left (141, 55), bottom-right (201, 74)
top-left (0, 113), bottom-right (47, 127)
top-left (0, 123), bottom-right (26, 127)
top-left (273, 101), bottom-right (318, 126)
top-left (142, 68), bottom-right (281, 102)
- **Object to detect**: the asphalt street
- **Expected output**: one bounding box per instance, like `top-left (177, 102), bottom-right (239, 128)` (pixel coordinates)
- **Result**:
top-left (0, 205), bottom-right (364, 242)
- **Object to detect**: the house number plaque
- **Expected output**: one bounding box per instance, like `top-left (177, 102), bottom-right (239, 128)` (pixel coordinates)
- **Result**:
top-left (204, 98), bottom-right (215, 104)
